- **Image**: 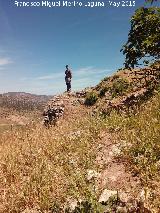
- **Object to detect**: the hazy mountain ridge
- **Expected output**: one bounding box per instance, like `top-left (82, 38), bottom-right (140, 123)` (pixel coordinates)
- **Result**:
top-left (1, 92), bottom-right (52, 102)
top-left (0, 92), bottom-right (52, 132)
top-left (0, 92), bottom-right (52, 111)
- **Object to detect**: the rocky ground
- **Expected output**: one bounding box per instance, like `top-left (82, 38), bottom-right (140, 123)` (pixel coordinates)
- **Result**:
top-left (40, 63), bottom-right (160, 212)
top-left (41, 89), bottom-right (152, 212)
top-left (1, 65), bottom-right (159, 212)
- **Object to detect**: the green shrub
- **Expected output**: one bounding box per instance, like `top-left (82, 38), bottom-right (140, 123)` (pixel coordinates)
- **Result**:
top-left (111, 78), bottom-right (129, 98)
top-left (85, 92), bottom-right (98, 106)
top-left (99, 87), bottom-right (109, 97)
top-left (112, 75), bottom-right (119, 80)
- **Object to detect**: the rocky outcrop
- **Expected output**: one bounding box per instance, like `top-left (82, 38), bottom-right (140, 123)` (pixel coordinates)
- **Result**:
top-left (42, 91), bottom-right (87, 127)
top-left (98, 87), bottom-right (154, 115)
top-left (43, 96), bottom-right (65, 126)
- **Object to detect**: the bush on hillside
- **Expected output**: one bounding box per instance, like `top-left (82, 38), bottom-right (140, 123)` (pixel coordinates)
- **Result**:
top-left (99, 87), bottom-right (109, 97)
top-left (111, 78), bottom-right (129, 98)
top-left (112, 75), bottom-right (119, 80)
top-left (85, 92), bottom-right (98, 106)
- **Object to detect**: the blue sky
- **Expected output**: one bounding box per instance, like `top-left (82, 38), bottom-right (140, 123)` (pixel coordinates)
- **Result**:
top-left (0, 0), bottom-right (157, 95)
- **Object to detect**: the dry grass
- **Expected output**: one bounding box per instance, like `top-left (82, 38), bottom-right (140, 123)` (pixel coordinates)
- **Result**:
top-left (1, 90), bottom-right (160, 212)
top-left (1, 68), bottom-right (160, 212)
top-left (105, 91), bottom-right (160, 211)
top-left (0, 112), bottom-right (105, 212)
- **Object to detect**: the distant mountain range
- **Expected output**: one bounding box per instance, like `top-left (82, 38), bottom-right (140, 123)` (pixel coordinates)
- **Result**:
top-left (0, 92), bottom-right (52, 111)
top-left (1, 92), bottom-right (52, 101)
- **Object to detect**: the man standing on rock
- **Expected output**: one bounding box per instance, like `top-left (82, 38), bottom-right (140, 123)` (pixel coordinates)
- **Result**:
top-left (65, 65), bottom-right (72, 92)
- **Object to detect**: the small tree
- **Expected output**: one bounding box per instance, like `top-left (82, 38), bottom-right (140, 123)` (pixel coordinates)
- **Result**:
top-left (121, 6), bottom-right (160, 68)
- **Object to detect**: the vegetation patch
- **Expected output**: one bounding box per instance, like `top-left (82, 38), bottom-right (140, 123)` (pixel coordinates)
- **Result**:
top-left (99, 87), bottom-right (109, 98)
top-left (110, 78), bottom-right (130, 98)
top-left (0, 112), bottom-right (106, 212)
top-left (105, 92), bottom-right (160, 211)
top-left (85, 92), bottom-right (98, 106)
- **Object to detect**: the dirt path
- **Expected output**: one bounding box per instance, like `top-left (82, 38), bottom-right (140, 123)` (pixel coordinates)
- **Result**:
top-left (46, 92), bottom-right (145, 211)
top-left (96, 132), bottom-right (142, 203)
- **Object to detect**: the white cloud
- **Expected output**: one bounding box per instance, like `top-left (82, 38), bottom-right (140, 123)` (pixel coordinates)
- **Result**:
top-left (0, 57), bottom-right (13, 66)
top-left (0, 67), bottom-right (6, 70)
top-left (37, 72), bottom-right (63, 80)
top-left (75, 67), bottom-right (111, 78)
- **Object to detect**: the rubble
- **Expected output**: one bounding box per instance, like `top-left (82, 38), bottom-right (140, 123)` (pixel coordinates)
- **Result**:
top-left (86, 169), bottom-right (99, 181)
top-left (99, 189), bottom-right (118, 203)
top-left (42, 91), bottom-right (87, 127)
top-left (75, 90), bottom-right (86, 98)
top-left (43, 96), bottom-right (65, 127)
top-left (100, 87), bottom-right (154, 115)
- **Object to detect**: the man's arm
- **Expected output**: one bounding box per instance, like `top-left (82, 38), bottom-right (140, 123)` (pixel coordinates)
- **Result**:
top-left (69, 70), bottom-right (72, 78)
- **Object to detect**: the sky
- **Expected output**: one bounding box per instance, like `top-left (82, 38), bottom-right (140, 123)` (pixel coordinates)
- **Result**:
top-left (0, 0), bottom-right (158, 95)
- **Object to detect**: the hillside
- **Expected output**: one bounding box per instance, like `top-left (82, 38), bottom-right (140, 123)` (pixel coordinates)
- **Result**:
top-left (0, 92), bottom-right (51, 132)
top-left (0, 63), bottom-right (160, 212)
top-left (0, 92), bottom-right (51, 110)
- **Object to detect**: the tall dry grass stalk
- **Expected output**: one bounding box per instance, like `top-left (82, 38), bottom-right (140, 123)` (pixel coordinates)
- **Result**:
top-left (0, 113), bottom-right (104, 212)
